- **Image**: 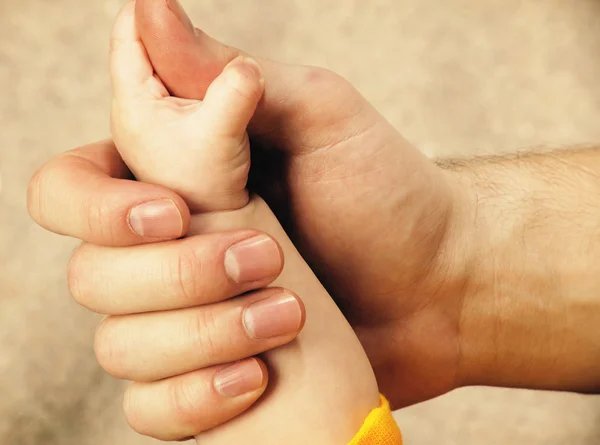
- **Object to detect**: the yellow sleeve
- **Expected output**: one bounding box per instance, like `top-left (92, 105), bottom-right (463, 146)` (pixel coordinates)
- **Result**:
top-left (348, 395), bottom-right (403, 445)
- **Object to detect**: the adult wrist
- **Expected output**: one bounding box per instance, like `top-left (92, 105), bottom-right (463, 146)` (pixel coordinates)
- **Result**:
top-left (441, 163), bottom-right (517, 389)
top-left (445, 158), bottom-right (600, 393)
top-left (431, 167), bottom-right (483, 389)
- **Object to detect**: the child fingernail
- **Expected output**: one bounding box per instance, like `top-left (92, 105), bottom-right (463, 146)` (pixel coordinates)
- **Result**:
top-left (129, 199), bottom-right (184, 238)
top-left (243, 293), bottom-right (303, 339)
top-left (214, 359), bottom-right (265, 397)
top-left (166, 0), bottom-right (194, 32)
top-left (224, 235), bottom-right (282, 283)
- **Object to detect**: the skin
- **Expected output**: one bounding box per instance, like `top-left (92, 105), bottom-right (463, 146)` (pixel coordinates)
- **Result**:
top-left (133, 0), bottom-right (469, 408)
top-left (29, 0), bottom-right (467, 411)
top-left (446, 150), bottom-right (600, 393)
top-left (104, 4), bottom-right (379, 443)
top-left (27, 0), bottom-right (600, 442)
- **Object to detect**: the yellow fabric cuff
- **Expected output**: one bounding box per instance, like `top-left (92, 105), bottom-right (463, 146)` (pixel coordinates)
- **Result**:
top-left (349, 395), bottom-right (403, 445)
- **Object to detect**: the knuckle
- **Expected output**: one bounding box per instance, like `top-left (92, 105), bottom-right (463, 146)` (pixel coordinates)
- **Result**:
top-left (303, 66), bottom-right (351, 91)
top-left (292, 66), bottom-right (365, 132)
top-left (124, 384), bottom-right (181, 441)
top-left (94, 317), bottom-right (126, 377)
top-left (80, 190), bottom-right (118, 244)
top-left (168, 377), bottom-right (206, 430)
top-left (68, 244), bottom-right (115, 314)
top-left (67, 243), bottom-right (89, 307)
top-left (27, 150), bottom-right (123, 244)
top-left (122, 385), bottom-right (142, 432)
top-left (26, 164), bottom-right (52, 227)
top-left (170, 245), bottom-right (205, 305)
top-left (296, 66), bottom-right (369, 150)
top-left (306, 67), bottom-right (362, 111)
top-left (186, 309), bottom-right (221, 365)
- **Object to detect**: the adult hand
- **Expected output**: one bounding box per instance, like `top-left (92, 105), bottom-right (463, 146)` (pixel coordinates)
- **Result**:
top-left (29, 0), bottom-right (470, 412)
top-left (28, 141), bottom-right (299, 438)
top-left (136, 0), bottom-right (470, 407)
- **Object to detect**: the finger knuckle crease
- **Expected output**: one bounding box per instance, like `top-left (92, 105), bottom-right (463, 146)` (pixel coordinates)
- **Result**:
top-left (173, 246), bottom-right (204, 304)
top-left (26, 167), bottom-right (51, 226)
top-left (94, 318), bottom-right (125, 376)
top-left (188, 310), bottom-right (220, 364)
top-left (67, 244), bottom-right (88, 306)
top-left (122, 386), bottom-right (141, 430)
top-left (84, 194), bottom-right (118, 243)
top-left (169, 378), bottom-right (204, 428)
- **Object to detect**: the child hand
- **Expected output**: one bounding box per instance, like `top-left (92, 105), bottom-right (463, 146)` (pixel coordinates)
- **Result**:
top-left (111, 10), bottom-right (264, 213)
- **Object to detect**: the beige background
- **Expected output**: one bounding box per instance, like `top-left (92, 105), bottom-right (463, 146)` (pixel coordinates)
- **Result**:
top-left (2, 0), bottom-right (600, 444)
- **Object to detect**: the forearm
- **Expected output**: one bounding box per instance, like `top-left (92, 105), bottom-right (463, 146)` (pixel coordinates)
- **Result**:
top-left (446, 148), bottom-right (600, 392)
top-left (189, 197), bottom-right (380, 445)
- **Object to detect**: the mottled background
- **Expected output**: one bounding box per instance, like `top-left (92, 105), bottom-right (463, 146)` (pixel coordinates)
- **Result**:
top-left (2, 0), bottom-right (600, 444)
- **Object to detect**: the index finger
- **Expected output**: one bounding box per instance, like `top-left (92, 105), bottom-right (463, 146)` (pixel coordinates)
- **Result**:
top-left (27, 139), bottom-right (191, 246)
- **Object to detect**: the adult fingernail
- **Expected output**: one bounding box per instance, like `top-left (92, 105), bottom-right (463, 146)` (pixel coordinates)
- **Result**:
top-left (224, 235), bottom-right (282, 283)
top-left (214, 359), bottom-right (265, 398)
top-left (243, 293), bottom-right (303, 339)
top-left (166, 0), bottom-right (194, 32)
top-left (129, 200), bottom-right (183, 238)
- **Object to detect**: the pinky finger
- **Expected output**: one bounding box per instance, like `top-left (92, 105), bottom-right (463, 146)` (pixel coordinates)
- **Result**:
top-left (123, 358), bottom-right (267, 441)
